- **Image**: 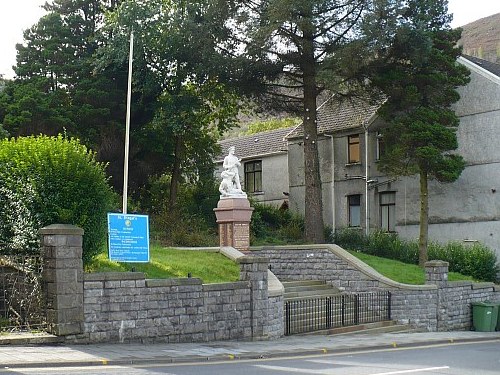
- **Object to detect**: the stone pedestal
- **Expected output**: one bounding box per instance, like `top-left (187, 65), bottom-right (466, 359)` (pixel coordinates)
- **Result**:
top-left (214, 198), bottom-right (254, 251)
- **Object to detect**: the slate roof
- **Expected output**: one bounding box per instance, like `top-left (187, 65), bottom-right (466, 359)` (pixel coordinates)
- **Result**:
top-left (286, 97), bottom-right (381, 139)
top-left (462, 55), bottom-right (500, 77)
top-left (216, 127), bottom-right (292, 162)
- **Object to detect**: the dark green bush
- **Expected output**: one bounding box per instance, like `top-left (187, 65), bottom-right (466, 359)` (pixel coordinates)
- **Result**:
top-left (334, 228), bottom-right (498, 282)
top-left (250, 202), bottom-right (304, 245)
top-left (0, 135), bottom-right (115, 263)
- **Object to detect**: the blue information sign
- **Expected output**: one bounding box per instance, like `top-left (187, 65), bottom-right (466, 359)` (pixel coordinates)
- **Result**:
top-left (107, 213), bottom-right (150, 262)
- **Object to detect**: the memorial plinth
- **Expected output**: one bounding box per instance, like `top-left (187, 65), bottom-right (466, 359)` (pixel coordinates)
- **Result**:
top-left (214, 198), bottom-right (254, 251)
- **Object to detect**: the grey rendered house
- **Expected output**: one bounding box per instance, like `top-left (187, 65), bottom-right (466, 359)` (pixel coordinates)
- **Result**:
top-left (218, 55), bottom-right (500, 258)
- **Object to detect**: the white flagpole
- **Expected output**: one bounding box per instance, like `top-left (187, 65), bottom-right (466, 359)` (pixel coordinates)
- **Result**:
top-left (123, 30), bottom-right (134, 215)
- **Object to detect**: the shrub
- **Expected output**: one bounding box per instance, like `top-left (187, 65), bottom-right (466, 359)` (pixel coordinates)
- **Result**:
top-left (141, 174), bottom-right (219, 246)
top-left (333, 228), bottom-right (498, 282)
top-left (250, 202), bottom-right (304, 245)
top-left (0, 135), bottom-right (115, 263)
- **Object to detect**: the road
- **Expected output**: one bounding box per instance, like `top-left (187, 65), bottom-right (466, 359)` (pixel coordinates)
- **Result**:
top-left (2, 341), bottom-right (499, 375)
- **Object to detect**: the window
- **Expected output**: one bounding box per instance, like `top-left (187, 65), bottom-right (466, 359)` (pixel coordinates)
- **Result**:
top-left (348, 194), bottom-right (361, 227)
top-left (244, 160), bottom-right (262, 193)
top-left (380, 192), bottom-right (396, 232)
top-left (376, 132), bottom-right (385, 160)
top-left (348, 134), bottom-right (360, 163)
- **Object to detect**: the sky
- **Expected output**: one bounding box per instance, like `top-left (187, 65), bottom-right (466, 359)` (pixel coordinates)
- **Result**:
top-left (1, 0), bottom-right (500, 79)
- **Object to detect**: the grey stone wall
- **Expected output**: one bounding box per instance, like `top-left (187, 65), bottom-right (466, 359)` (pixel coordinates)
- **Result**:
top-left (68, 257), bottom-right (283, 344)
top-left (249, 244), bottom-right (500, 331)
top-left (39, 226), bottom-right (284, 344)
top-left (75, 273), bottom-right (252, 343)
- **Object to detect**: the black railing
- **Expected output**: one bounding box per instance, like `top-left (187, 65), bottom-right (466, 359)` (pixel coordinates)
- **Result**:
top-left (285, 291), bottom-right (391, 335)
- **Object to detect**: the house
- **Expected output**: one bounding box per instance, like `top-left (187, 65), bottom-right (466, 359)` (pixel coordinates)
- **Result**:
top-left (217, 56), bottom-right (500, 258)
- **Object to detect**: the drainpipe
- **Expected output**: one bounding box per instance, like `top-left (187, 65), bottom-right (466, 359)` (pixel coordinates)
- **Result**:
top-left (364, 127), bottom-right (370, 236)
top-left (325, 135), bottom-right (335, 231)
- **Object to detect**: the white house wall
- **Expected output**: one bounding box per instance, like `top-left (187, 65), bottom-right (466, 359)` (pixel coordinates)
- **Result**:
top-left (394, 61), bottom-right (500, 257)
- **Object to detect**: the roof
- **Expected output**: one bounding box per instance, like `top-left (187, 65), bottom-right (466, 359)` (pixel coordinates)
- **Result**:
top-left (462, 55), bottom-right (500, 77)
top-left (216, 127), bottom-right (292, 162)
top-left (286, 97), bottom-right (381, 139)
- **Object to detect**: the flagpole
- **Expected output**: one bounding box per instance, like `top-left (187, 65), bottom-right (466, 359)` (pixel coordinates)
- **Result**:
top-left (123, 30), bottom-right (134, 215)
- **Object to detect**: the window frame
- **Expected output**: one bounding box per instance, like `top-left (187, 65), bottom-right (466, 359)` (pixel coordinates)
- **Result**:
top-left (244, 160), bottom-right (263, 193)
top-left (347, 194), bottom-right (361, 227)
top-left (379, 192), bottom-right (396, 232)
top-left (347, 134), bottom-right (361, 164)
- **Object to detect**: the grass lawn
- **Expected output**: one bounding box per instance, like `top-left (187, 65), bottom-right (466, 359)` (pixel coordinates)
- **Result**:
top-left (85, 244), bottom-right (240, 283)
top-left (349, 251), bottom-right (476, 285)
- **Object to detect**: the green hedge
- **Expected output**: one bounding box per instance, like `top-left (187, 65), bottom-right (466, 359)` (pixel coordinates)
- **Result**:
top-left (0, 135), bottom-right (115, 263)
top-left (333, 228), bottom-right (498, 282)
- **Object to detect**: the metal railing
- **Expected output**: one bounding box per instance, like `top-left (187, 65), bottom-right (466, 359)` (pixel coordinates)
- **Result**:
top-left (285, 291), bottom-right (391, 335)
top-left (0, 255), bottom-right (46, 331)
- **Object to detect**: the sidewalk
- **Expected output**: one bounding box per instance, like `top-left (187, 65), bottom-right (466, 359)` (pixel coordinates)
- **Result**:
top-left (0, 330), bottom-right (499, 368)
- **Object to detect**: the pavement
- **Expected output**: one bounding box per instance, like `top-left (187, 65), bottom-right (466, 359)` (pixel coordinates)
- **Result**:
top-left (0, 330), bottom-right (499, 369)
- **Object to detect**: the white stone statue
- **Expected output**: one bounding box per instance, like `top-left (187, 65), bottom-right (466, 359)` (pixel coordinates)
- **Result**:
top-left (219, 146), bottom-right (247, 198)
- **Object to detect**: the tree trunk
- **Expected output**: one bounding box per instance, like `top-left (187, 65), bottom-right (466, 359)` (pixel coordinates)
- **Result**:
top-left (302, 18), bottom-right (325, 244)
top-left (418, 170), bottom-right (429, 266)
top-left (169, 137), bottom-right (184, 210)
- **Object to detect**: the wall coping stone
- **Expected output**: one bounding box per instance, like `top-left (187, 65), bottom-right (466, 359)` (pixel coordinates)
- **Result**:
top-left (39, 224), bottom-right (84, 236)
top-left (203, 281), bottom-right (248, 291)
top-left (447, 281), bottom-right (474, 288)
top-left (249, 244), bottom-right (437, 291)
top-left (220, 246), bottom-right (245, 261)
top-left (85, 272), bottom-right (146, 282)
top-left (425, 260), bottom-right (449, 267)
top-left (146, 278), bottom-right (202, 287)
top-left (471, 282), bottom-right (496, 290)
top-left (238, 256), bottom-right (269, 264)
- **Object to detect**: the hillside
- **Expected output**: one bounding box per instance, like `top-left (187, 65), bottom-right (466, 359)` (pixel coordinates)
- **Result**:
top-left (458, 13), bottom-right (500, 64)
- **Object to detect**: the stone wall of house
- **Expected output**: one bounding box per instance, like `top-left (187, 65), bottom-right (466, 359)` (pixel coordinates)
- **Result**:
top-left (249, 244), bottom-right (500, 331)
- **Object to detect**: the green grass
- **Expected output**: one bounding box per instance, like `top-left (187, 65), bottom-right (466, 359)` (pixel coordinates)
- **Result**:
top-left (349, 251), bottom-right (476, 285)
top-left (85, 244), bottom-right (240, 283)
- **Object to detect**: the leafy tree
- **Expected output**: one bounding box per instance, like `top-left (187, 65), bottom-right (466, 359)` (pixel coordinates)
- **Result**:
top-left (359, 0), bottom-right (470, 265)
top-left (99, 0), bottom-right (240, 208)
top-left (231, 0), bottom-right (382, 243)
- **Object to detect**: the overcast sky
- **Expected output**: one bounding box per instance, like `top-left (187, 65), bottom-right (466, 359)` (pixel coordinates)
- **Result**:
top-left (1, 0), bottom-right (500, 79)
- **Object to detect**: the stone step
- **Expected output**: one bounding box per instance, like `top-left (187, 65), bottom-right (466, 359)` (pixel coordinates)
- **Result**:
top-left (284, 289), bottom-right (343, 299)
top-left (297, 321), bottom-right (413, 336)
top-left (282, 280), bottom-right (341, 300)
top-left (282, 280), bottom-right (328, 288)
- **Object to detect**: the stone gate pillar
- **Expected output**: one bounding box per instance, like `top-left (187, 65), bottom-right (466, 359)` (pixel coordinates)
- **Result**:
top-left (425, 260), bottom-right (449, 288)
top-left (214, 198), bottom-right (254, 251)
top-left (239, 256), bottom-right (269, 340)
top-left (40, 224), bottom-right (84, 336)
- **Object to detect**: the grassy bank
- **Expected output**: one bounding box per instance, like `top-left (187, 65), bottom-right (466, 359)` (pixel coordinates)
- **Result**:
top-left (85, 244), bottom-right (240, 283)
top-left (349, 251), bottom-right (476, 285)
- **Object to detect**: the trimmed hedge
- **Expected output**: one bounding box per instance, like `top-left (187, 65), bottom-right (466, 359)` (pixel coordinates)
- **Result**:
top-left (333, 228), bottom-right (498, 282)
top-left (0, 135), bottom-right (115, 264)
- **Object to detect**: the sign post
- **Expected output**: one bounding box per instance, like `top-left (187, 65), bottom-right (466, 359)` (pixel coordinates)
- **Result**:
top-left (107, 213), bottom-right (149, 262)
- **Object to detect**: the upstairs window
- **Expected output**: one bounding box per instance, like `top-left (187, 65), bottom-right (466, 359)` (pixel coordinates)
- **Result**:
top-left (348, 194), bottom-right (361, 227)
top-left (244, 160), bottom-right (262, 193)
top-left (348, 134), bottom-right (360, 163)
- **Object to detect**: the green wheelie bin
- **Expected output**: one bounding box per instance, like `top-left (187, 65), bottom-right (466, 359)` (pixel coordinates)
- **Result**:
top-left (472, 302), bottom-right (499, 332)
